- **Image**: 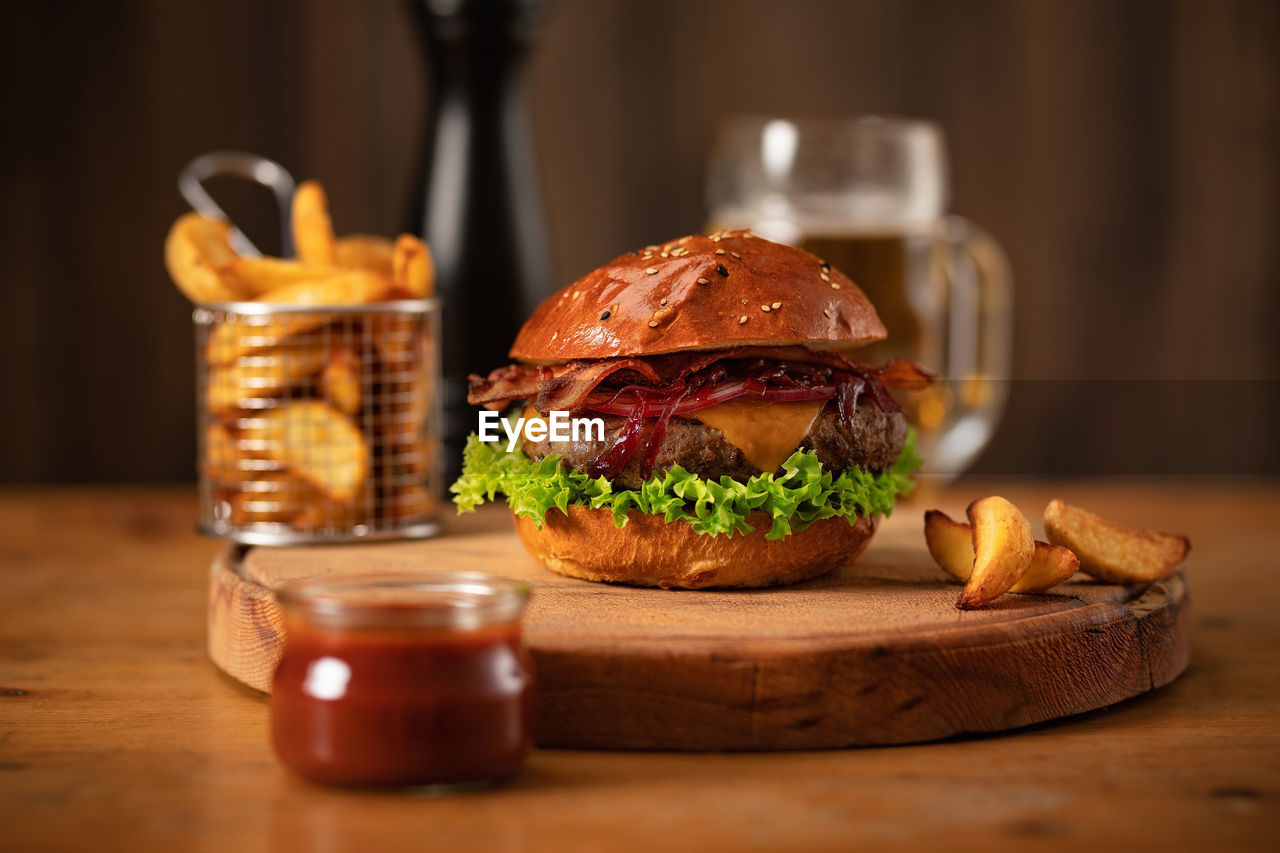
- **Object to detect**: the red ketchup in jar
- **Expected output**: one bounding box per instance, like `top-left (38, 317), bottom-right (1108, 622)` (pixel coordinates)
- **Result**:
top-left (270, 573), bottom-right (533, 789)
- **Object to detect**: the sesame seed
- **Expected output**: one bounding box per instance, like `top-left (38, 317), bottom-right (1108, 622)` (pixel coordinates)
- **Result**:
top-left (820, 272), bottom-right (830, 282)
top-left (715, 249), bottom-right (726, 255)
top-left (660, 252), bottom-right (669, 258)
top-left (730, 251), bottom-right (741, 259)
top-left (716, 264), bottom-right (729, 277)
top-left (645, 267), bottom-right (658, 275)
top-left (696, 277), bottom-right (709, 285)
top-left (738, 315), bottom-right (748, 324)
top-left (823, 308), bottom-right (832, 318)
top-left (659, 298), bottom-right (667, 306)
top-left (831, 282), bottom-right (841, 290)
top-left (712, 235), bottom-right (722, 242)
top-left (648, 320), bottom-right (659, 328)
top-left (772, 301), bottom-right (781, 309)
top-left (600, 310), bottom-right (611, 320)
top-left (760, 305), bottom-right (771, 312)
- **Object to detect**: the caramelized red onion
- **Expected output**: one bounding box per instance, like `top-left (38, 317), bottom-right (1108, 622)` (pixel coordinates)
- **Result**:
top-left (468, 353), bottom-right (933, 478)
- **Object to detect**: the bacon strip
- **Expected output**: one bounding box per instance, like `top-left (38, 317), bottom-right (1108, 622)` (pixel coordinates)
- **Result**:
top-left (467, 348), bottom-right (933, 412)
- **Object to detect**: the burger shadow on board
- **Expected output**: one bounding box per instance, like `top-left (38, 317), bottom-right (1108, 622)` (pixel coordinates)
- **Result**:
top-left (453, 230), bottom-right (933, 592)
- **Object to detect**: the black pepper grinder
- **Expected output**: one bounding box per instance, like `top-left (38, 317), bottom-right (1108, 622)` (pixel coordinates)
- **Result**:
top-left (409, 0), bottom-right (552, 483)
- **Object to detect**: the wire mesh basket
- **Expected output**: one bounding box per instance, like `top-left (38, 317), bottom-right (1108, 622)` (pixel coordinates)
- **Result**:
top-left (194, 299), bottom-right (441, 544)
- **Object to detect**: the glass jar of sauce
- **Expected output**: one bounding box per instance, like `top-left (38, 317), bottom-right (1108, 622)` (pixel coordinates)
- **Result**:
top-left (271, 573), bottom-right (533, 789)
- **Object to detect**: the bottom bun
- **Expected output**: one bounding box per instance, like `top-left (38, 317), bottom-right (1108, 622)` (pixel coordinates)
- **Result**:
top-left (512, 505), bottom-right (879, 590)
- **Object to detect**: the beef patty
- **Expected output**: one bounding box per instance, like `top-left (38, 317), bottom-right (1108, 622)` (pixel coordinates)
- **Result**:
top-left (521, 400), bottom-right (907, 489)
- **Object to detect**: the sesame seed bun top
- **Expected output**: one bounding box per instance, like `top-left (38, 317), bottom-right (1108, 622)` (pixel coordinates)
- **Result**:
top-left (509, 230), bottom-right (888, 365)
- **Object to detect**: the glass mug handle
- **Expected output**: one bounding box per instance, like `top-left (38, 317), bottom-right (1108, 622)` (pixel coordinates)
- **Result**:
top-left (926, 215), bottom-right (1014, 479)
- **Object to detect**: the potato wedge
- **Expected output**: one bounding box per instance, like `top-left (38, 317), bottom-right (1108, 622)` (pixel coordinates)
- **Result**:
top-left (229, 473), bottom-right (321, 524)
top-left (205, 346), bottom-right (329, 414)
top-left (1044, 499), bottom-right (1190, 583)
top-left (164, 213), bottom-right (243, 303)
top-left (292, 180), bottom-right (338, 266)
top-left (336, 234), bottom-right (395, 276)
top-left (201, 422), bottom-right (276, 482)
top-left (256, 401), bottom-right (370, 503)
top-left (958, 496), bottom-right (1036, 609)
top-left (205, 271), bottom-right (394, 366)
top-left (370, 314), bottom-right (422, 366)
top-left (924, 510), bottom-right (1079, 594)
top-left (391, 233), bottom-right (435, 298)
top-left (219, 257), bottom-right (336, 299)
top-left (255, 270), bottom-right (394, 306)
top-left (321, 347), bottom-right (362, 415)
top-left (386, 483), bottom-right (436, 522)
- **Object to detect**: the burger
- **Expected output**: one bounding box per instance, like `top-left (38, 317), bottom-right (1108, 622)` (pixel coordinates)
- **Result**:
top-left (451, 230), bottom-right (931, 589)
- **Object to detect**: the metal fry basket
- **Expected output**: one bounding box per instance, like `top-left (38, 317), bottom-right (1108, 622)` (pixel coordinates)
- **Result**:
top-left (194, 299), bottom-right (442, 544)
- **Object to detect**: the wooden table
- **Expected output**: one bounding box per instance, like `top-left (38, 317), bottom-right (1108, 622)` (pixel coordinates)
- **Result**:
top-left (2, 483), bottom-right (1277, 851)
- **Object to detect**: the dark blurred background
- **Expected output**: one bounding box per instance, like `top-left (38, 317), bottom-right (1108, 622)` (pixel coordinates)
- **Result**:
top-left (1, 0), bottom-right (1277, 483)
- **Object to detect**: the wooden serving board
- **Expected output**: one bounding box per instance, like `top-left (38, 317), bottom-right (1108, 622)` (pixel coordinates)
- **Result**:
top-left (208, 504), bottom-right (1189, 751)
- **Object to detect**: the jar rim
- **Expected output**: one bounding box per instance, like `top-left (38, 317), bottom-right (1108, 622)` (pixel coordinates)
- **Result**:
top-left (276, 572), bottom-right (530, 629)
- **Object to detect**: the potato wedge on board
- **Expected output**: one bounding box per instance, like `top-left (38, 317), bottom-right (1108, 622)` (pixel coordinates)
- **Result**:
top-left (392, 233), bottom-right (435, 298)
top-left (321, 347), bottom-right (362, 415)
top-left (336, 234), bottom-right (395, 276)
top-left (292, 180), bottom-right (338, 266)
top-left (957, 497), bottom-right (1036, 609)
top-left (164, 213), bottom-right (243, 303)
top-left (925, 510), bottom-right (1079, 594)
top-left (256, 401), bottom-right (369, 503)
top-left (1044, 499), bottom-right (1190, 583)
top-left (205, 346), bottom-right (329, 414)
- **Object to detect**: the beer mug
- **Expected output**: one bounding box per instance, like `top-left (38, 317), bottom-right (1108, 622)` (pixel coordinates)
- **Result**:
top-left (707, 116), bottom-right (1013, 481)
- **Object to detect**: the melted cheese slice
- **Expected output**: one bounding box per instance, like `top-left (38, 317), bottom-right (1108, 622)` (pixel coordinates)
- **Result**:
top-left (692, 399), bottom-right (824, 474)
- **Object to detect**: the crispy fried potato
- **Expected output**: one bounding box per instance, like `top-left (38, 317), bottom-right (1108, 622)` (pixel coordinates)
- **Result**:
top-left (201, 422), bottom-right (276, 482)
top-left (386, 483), bottom-right (436, 522)
top-left (321, 347), bottom-right (362, 415)
top-left (256, 401), bottom-right (369, 503)
top-left (925, 510), bottom-right (1079, 594)
top-left (205, 271), bottom-right (394, 366)
top-left (1044, 499), bottom-right (1190, 583)
top-left (957, 496), bottom-right (1036, 609)
top-left (229, 473), bottom-right (321, 524)
top-left (371, 314), bottom-right (422, 365)
top-left (206, 317), bottom-right (328, 366)
top-left (386, 434), bottom-right (432, 476)
top-left (336, 234), bottom-right (395, 276)
top-left (256, 270), bottom-right (394, 306)
top-left (292, 494), bottom-right (372, 531)
top-left (205, 346), bottom-right (329, 414)
top-left (219, 257), bottom-right (335, 299)
top-left (392, 234), bottom-right (435, 298)
top-left (164, 213), bottom-right (243, 302)
top-left (292, 180), bottom-right (337, 266)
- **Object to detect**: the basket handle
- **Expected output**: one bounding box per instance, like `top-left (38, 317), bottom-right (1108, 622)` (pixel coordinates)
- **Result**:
top-left (177, 151), bottom-right (297, 258)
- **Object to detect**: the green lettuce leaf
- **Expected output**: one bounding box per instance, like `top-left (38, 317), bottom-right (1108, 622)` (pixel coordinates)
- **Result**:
top-left (450, 428), bottom-right (921, 541)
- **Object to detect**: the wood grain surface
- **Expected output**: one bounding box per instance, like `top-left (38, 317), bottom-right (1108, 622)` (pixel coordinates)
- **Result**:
top-left (216, 507), bottom-right (1189, 750)
top-left (2, 483), bottom-right (1278, 851)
